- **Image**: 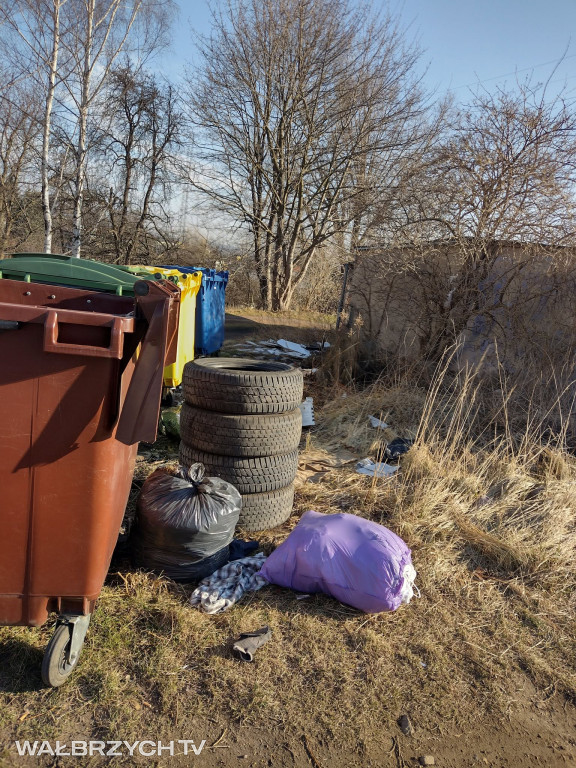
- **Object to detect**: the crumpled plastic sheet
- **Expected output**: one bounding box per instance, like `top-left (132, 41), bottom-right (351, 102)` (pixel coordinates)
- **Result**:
top-left (356, 458), bottom-right (399, 477)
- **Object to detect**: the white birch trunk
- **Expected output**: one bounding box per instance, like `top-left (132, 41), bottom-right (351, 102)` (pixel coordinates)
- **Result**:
top-left (41, 0), bottom-right (64, 254)
top-left (68, 0), bottom-right (142, 258)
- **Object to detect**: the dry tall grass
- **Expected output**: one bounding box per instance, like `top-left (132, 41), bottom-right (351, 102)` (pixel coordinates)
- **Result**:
top-left (297, 349), bottom-right (576, 713)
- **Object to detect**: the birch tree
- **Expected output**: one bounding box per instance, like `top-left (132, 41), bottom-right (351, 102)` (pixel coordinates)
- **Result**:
top-left (0, 0), bottom-right (72, 252)
top-left (63, 0), bottom-right (173, 258)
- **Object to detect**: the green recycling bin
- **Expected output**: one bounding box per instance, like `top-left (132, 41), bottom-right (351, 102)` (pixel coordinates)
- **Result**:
top-left (0, 253), bottom-right (151, 296)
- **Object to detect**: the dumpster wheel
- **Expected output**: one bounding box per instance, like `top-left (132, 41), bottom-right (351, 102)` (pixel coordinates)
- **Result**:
top-left (41, 615), bottom-right (90, 687)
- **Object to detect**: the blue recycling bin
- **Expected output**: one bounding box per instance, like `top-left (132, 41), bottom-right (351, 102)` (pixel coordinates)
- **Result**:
top-left (161, 266), bottom-right (229, 356)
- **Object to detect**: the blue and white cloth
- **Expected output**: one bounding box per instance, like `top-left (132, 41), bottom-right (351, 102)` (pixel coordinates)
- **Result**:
top-left (190, 553), bottom-right (268, 614)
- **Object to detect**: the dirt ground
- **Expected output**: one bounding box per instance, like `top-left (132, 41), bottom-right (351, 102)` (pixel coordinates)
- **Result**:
top-left (1, 677), bottom-right (574, 767)
top-left (1, 308), bottom-right (576, 768)
top-left (179, 687), bottom-right (576, 768)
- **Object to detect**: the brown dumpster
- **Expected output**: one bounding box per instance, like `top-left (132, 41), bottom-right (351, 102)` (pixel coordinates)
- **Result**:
top-left (0, 277), bottom-right (179, 686)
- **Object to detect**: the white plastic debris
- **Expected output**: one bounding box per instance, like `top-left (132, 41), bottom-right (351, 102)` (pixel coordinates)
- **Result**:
top-left (399, 563), bottom-right (419, 604)
top-left (299, 397), bottom-right (315, 426)
top-left (356, 458), bottom-right (400, 478)
top-left (368, 415), bottom-right (389, 430)
top-left (276, 339), bottom-right (310, 358)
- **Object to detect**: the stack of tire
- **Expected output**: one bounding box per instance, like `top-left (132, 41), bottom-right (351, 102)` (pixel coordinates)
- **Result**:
top-left (179, 358), bottom-right (304, 531)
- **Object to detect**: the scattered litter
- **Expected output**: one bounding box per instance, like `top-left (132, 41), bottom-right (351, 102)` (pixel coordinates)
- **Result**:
top-left (230, 338), bottom-right (329, 361)
top-left (161, 388), bottom-right (184, 408)
top-left (356, 458), bottom-right (400, 477)
top-left (419, 756), bottom-right (435, 767)
top-left (295, 447), bottom-right (356, 485)
top-left (132, 463), bottom-right (241, 582)
top-left (276, 339), bottom-right (310, 358)
top-left (190, 553), bottom-right (268, 614)
top-left (302, 368), bottom-right (318, 376)
top-left (232, 625), bottom-right (272, 662)
top-left (299, 397), bottom-right (315, 426)
top-left (295, 593), bottom-right (311, 600)
top-left (259, 510), bottom-right (417, 613)
top-left (385, 437), bottom-right (414, 462)
top-left (306, 341), bottom-right (330, 351)
top-left (398, 714), bottom-right (414, 736)
top-left (368, 415), bottom-right (389, 430)
top-left (234, 342), bottom-right (282, 357)
top-left (159, 406), bottom-right (181, 439)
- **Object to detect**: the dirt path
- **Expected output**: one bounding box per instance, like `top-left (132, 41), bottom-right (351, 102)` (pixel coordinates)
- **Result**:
top-left (2, 690), bottom-right (574, 767)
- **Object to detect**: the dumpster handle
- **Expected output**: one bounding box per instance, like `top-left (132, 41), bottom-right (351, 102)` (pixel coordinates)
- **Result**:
top-left (43, 310), bottom-right (125, 359)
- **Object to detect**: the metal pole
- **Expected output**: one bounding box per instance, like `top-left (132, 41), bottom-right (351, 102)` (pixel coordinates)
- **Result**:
top-left (336, 262), bottom-right (352, 330)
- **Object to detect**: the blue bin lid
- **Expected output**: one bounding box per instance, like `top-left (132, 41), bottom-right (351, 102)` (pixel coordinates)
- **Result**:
top-left (160, 265), bottom-right (228, 282)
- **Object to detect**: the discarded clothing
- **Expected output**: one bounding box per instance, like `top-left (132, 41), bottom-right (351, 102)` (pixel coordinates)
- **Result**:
top-left (190, 553), bottom-right (268, 614)
top-left (259, 510), bottom-right (417, 613)
top-left (229, 539), bottom-right (260, 561)
top-left (232, 625), bottom-right (272, 662)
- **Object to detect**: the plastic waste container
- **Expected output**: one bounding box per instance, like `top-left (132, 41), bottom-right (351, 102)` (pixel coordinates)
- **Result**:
top-left (125, 266), bottom-right (202, 387)
top-left (0, 276), bottom-right (179, 686)
top-left (161, 266), bottom-right (229, 356)
top-left (0, 254), bottom-right (197, 387)
top-left (0, 252), bottom-right (152, 296)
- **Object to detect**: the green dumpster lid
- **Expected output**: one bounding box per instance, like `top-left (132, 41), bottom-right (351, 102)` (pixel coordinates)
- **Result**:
top-left (0, 253), bottom-right (152, 296)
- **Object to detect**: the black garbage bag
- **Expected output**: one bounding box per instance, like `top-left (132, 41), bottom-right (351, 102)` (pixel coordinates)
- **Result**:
top-left (132, 463), bottom-right (242, 582)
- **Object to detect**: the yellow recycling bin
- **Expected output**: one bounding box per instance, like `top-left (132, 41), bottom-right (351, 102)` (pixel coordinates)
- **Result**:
top-left (130, 266), bottom-right (202, 387)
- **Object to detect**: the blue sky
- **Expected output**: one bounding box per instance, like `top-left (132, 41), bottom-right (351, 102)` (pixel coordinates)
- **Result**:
top-left (161, 0), bottom-right (576, 99)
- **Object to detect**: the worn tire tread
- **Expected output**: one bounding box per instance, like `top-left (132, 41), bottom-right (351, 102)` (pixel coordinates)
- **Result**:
top-left (179, 444), bottom-right (298, 493)
top-left (182, 358), bottom-right (303, 414)
top-left (238, 484), bottom-right (295, 531)
top-left (180, 405), bottom-right (302, 457)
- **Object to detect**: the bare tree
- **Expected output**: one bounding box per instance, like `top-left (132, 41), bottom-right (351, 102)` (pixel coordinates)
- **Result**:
top-left (62, 0), bottom-right (174, 258)
top-left (352, 80), bottom-right (576, 363)
top-left (0, 73), bottom-right (41, 255)
top-left (96, 62), bottom-right (182, 263)
top-left (0, 0), bottom-right (72, 252)
top-left (185, 0), bottom-right (432, 310)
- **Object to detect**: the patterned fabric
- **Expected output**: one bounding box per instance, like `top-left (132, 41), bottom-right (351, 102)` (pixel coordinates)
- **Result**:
top-left (190, 553), bottom-right (268, 614)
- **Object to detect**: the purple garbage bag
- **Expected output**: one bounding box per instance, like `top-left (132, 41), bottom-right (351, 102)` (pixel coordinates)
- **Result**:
top-left (259, 510), bottom-right (416, 613)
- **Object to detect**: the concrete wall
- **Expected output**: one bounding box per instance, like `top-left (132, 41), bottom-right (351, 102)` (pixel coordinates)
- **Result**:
top-left (347, 242), bottom-right (576, 371)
